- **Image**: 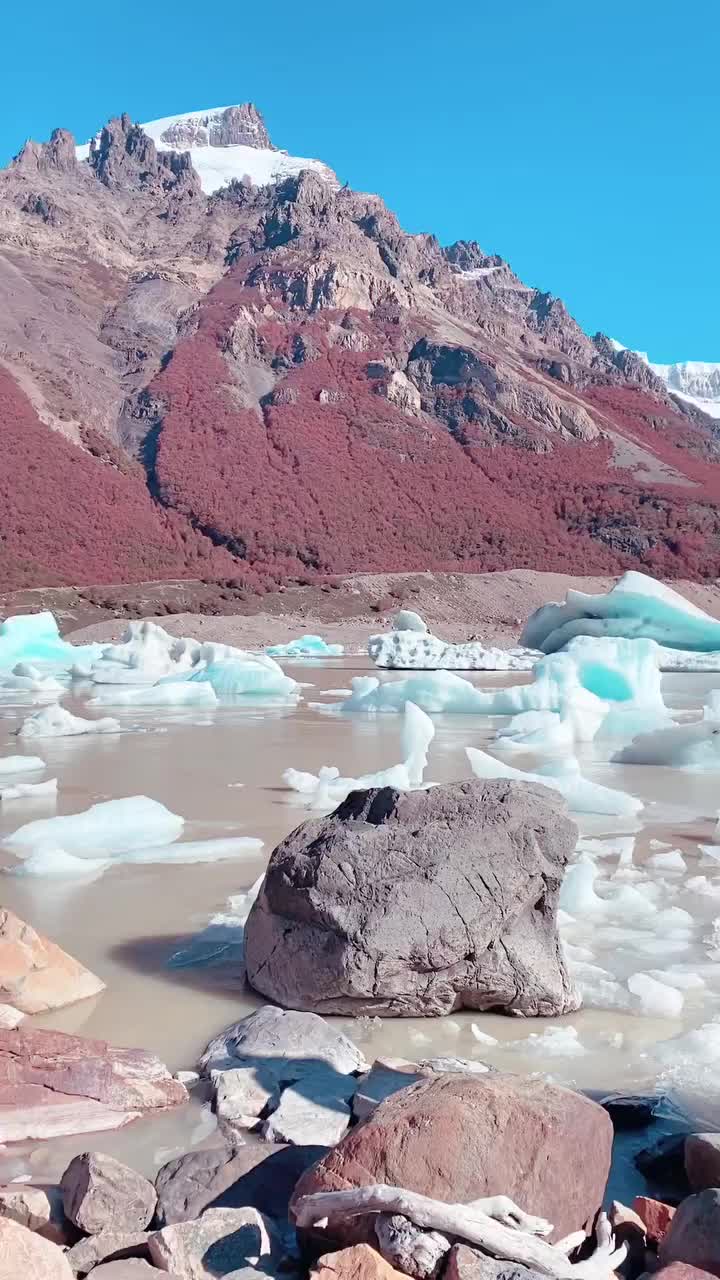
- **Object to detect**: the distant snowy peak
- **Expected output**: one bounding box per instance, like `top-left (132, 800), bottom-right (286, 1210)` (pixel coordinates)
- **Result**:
top-left (77, 103), bottom-right (336, 195)
top-left (610, 340), bottom-right (720, 420)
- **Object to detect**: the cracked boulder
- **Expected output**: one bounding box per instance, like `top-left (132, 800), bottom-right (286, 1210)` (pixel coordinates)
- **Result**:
top-left (244, 779), bottom-right (578, 1016)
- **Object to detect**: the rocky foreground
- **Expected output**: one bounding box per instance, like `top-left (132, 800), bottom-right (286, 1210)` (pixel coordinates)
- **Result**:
top-left (1, 1001), bottom-right (720, 1279)
top-left (2, 781), bottom-right (720, 1278)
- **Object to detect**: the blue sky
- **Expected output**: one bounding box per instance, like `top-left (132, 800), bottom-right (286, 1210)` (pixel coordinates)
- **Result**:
top-left (2, 0), bottom-right (717, 361)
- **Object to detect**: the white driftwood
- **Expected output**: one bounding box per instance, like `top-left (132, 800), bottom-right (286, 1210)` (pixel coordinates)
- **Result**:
top-left (293, 1186), bottom-right (627, 1280)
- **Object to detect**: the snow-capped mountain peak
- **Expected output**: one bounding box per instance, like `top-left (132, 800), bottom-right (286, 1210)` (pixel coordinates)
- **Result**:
top-left (77, 102), bottom-right (336, 195)
top-left (610, 340), bottom-right (720, 419)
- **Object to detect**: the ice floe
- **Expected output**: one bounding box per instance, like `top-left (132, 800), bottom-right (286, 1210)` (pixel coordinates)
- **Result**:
top-left (465, 747), bottom-right (642, 817)
top-left (522, 570), bottom-right (720, 654)
top-left (0, 778), bottom-right (57, 802)
top-left (0, 755), bottom-right (45, 776)
top-left (3, 796), bottom-right (184, 860)
top-left (266, 635), bottom-right (344, 657)
top-left (613, 720), bottom-right (720, 767)
top-left (88, 682), bottom-right (218, 708)
top-left (18, 704), bottom-right (121, 738)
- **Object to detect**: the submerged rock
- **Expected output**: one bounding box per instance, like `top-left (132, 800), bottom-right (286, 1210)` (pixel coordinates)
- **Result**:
top-left (291, 1073), bottom-right (612, 1244)
top-left (245, 780), bottom-right (579, 1017)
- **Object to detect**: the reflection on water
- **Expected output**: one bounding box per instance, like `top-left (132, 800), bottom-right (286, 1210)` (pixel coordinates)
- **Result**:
top-left (2, 659), bottom-right (720, 1178)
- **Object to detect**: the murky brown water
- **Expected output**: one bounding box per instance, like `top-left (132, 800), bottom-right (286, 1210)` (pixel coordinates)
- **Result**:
top-left (1, 660), bottom-right (719, 1180)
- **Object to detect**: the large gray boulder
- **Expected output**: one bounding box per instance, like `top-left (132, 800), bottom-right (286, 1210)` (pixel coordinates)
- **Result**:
top-left (244, 780), bottom-right (578, 1017)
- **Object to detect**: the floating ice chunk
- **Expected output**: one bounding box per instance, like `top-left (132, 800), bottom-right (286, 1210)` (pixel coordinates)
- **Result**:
top-left (613, 720), bottom-right (720, 768)
top-left (3, 796), bottom-right (184, 858)
top-left (369, 630), bottom-right (539, 671)
top-left (266, 635), bottom-right (344, 657)
top-left (0, 778), bottom-right (57, 802)
top-left (340, 672), bottom-right (493, 713)
top-left (569, 961), bottom-right (632, 1012)
top-left (577, 836), bottom-right (636, 865)
top-left (120, 836), bottom-right (263, 865)
top-left (647, 968), bottom-right (705, 991)
top-left (653, 1019), bottom-right (720, 1127)
top-left (0, 664), bottom-right (64, 696)
top-left (495, 710), bottom-right (575, 752)
top-left (187, 660), bottom-right (298, 698)
top-left (18, 704), bottom-right (121, 738)
top-left (521, 570), bottom-right (720, 654)
top-left (0, 611), bottom-right (102, 672)
top-left (470, 1025), bottom-right (498, 1046)
top-left (4, 845), bottom-right (112, 878)
top-left (627, 972), bottom-right (684, 1018)
top-left (89, 682), bottom-right (218, 707)
top-left (465, 747), bottom-right (642, 817)
top-left (647, 849), bottom-right (687, 872)
top-left (505, 1025), bottom-right (588, 1057)
top-left (560, 859), bottom-right (606, 916)
top-left (284, 762), bottom-right (411, 809)
top-left (686, 875), bottom-right (720, 899)
top-left (284, 701), bottom-right (434, 807)
top-left (168, 874), bottom-right (265, 970)
top-left (0, 756), bottom-right (45, 776)
top-left (401, 702), bottom-right (435, 785)
top-left (704, 918), bottom-right (720, 960)
top-left (91, 620), bottom-right (196, 683)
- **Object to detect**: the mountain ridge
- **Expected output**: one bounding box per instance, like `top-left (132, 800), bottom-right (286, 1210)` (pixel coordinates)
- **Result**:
top-left (2, 103), bottom-right (720, 589)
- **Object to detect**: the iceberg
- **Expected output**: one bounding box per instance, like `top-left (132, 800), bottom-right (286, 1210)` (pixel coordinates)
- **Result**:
top-left (186, 658), bottom-right (298, 698)
top-left (392, 609), bottom-right (428, 633)
top-left (402, 702), bottom-right (435, 785)
top-left (338, 672), bottom-right (495, 713)
top-left (369, 630), bottom-right (539, 671)
top-left (3, 795), bottom-right (184, 859)
top-left (521, 570), bottom-right (720, 654)
top-left (0, 612), bottom-right (102, 672)
top-left (18, 704), bottom-right (121, 738)
top-left (90, 620), bottom-right (197, 684)
top-left (0, 664), bottom-right (65, 697)
top-left (266, 635), bottom-right (344, 657)
top-left (466, 747), bottom-right (642, 817)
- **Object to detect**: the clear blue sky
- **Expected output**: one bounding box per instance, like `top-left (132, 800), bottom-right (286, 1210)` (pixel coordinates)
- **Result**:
top-left (2, 0), bottom-right (718, 362)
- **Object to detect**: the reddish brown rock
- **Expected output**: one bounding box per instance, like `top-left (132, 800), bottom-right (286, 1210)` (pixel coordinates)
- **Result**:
top-left (291, 1072), bottom-right (612, 1243)
top-left (61, 1152), bottom-right (157, 1235)
top-left (0, 1026), bottom-right (187, 1142)
top-left (0, 1215), bottom-right (73, 1279)
top-left (0, 909), bottom-right (105, 1015)
top-left (660, 1190), bottom-right (720, 1277)
top-left (312, 1244), bottom-right (408, 1280)
top-left (654, 1267), bottom-right (719, 1280)
top-left (632, 1195), bottom-right (676, 1245)
top-left (686, 1134), bottom-right (720, 1192)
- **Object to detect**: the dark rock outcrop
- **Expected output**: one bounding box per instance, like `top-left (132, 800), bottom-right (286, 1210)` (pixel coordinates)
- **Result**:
top-left (244, 779), bottom-right (579, 1017)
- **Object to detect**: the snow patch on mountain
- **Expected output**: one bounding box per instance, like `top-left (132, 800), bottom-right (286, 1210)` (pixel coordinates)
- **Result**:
top-left (610, 341), bottom-right (720, 419)
top-left (77, 104), bottom-right (336, 195)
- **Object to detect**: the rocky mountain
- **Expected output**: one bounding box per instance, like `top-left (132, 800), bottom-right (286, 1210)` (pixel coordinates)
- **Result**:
top-left (2, 103), bottom-right (720, 589)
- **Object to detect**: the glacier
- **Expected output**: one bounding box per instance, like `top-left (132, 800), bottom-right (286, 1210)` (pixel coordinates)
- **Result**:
top-left (522, 570), bottom-right (720, 654)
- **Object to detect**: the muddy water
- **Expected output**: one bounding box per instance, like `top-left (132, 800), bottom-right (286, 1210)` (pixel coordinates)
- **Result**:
top-left (1, 660), bottom-right (719, 1181)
